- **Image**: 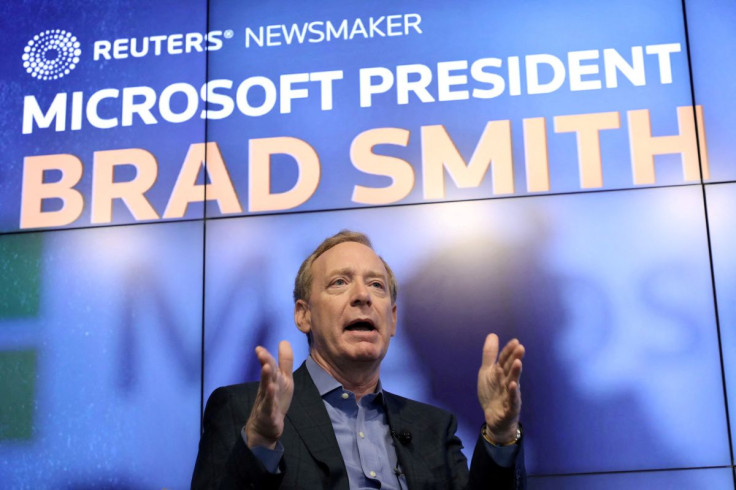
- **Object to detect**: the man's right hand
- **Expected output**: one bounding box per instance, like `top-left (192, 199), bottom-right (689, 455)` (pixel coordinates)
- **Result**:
top-left (244, 340), bottom-right (294, 449)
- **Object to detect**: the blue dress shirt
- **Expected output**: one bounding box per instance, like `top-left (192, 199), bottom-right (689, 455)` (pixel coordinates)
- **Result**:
top-left (242, 356), bottom-right (518, 488)
top-left (306, 357), bottom-right (406, 490)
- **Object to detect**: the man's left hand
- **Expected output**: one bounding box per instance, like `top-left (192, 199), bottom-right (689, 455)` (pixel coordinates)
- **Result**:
top-left (477, 333), bottom-right (525, 444)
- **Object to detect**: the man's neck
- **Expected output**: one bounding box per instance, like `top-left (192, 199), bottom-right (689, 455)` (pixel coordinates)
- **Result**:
top-left (310, 353), bottom-right (380, 401)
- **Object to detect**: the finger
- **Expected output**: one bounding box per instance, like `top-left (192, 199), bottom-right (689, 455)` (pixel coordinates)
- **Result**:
top-left (255, 345), bottom-right (277, 371)
top-left (502, 343), bottom-right (524, 371)
top-left (506, 357), bottom-right (523, 385)
top-left (497, 338), bottom-right (519, 368)
top-left (257, 359), bottom-right (273, 392)
top-left (481, 333), bottom-right (499, 368)
top-left (255, 368), bottom-right (276, 418)
top-left (278, 340), bottom-right (294, 377)
top-left (501, 346), bottom-right (525, 382)
top-left (507, 379), bottom-right (522, 412)
top-left (255, 346), bottom-right (277, 390)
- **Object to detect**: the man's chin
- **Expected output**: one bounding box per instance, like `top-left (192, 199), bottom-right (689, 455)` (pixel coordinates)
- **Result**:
top-left (344, 344), bottom-right (388, 363)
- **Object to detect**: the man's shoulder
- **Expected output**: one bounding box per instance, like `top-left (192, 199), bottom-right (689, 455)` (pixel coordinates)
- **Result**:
top-left (205, 381), bottom-right (260, 409)
top-left (218, 380), bottom-right (260, 393)
top-left (206, 363), bottom-right (311, 407)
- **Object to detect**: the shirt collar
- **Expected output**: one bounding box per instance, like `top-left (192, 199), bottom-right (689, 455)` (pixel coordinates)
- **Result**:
top-left (306, 356), bottom-right (384, 398)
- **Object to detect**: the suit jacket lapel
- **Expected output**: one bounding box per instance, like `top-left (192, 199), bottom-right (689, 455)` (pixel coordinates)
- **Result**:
top-left (286, 363), bottom-right (349, 490)
top-left (383, 392), bottom-right (436, 489)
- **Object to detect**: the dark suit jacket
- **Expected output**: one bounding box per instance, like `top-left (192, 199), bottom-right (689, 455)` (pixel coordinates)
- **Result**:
top-left (192, 363), bottom-right (526, 489)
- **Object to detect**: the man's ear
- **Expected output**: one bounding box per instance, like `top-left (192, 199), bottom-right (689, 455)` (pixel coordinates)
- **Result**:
top-left (294, 299), bottom-right (311, 334)
top-left (390, 303), bottom-right (397, 337)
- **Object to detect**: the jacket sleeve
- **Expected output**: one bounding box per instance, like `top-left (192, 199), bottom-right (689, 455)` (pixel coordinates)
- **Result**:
top-left (466, 427), bottom-right (526, 490)
top-left (190, 386), bottom-right (285, 490)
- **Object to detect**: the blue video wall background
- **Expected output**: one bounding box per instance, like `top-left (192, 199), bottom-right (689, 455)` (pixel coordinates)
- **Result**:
top-left (1, 0), bottom-right (735, 488)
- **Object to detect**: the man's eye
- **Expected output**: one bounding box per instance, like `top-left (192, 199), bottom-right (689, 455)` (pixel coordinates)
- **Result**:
top-left (370, 281), bottom-right (385, 289)
top-left (333, 278), bottom-right (346, 286)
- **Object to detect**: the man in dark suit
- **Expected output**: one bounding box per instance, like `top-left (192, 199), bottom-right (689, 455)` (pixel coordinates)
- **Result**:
top-left (192, 231), bottom-right (526, 489)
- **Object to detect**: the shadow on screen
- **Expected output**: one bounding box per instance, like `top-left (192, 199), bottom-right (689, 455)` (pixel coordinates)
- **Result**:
top-left (399, 234), bottom-right (685, 477)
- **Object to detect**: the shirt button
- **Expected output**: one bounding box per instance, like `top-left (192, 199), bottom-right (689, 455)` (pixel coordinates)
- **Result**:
top-left (359, 431), bottom-right (365, 438)
top-left (341, 392), bottom-right (349, 399)
top-left (369, 471), bottom-right (376, 478)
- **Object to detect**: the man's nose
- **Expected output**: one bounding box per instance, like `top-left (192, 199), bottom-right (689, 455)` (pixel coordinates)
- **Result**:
top-left (350, 281), bottom-right (372, 306)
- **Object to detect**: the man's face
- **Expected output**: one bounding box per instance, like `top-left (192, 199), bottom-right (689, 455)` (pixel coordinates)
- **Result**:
top-left (295, 241), bottom-right (397, 371)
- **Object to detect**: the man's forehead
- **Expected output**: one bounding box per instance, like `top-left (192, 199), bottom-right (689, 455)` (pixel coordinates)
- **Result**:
top-left (313, 241), bottom-right (386, 275)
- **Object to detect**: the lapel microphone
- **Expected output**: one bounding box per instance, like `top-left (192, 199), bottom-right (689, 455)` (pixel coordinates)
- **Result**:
top-left (391, 429), bottom-right (412, 445)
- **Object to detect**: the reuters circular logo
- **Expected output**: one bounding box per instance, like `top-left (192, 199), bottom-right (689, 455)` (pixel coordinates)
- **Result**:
top-left (22, 29), bottom-right (81, 80)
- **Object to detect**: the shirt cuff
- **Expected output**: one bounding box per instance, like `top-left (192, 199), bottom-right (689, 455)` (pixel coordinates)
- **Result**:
top-left (482, 437), bottom-right (519, 468)
top-left (240, 426), bottom-right (284, 473)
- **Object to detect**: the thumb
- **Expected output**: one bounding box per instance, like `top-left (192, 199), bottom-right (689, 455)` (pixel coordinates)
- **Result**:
top-left (481, 333), bottom-right (499, 369)
top-left (278, 340), bottom-right (294, 376)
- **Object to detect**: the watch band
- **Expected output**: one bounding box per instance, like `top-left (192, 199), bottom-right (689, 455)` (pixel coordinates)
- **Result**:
top-left (481, 423), bottom-right (521, 446)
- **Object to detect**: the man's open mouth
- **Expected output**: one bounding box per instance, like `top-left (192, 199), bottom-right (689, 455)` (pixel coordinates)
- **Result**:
top-left (345, 320), bottom-right (375, 331)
